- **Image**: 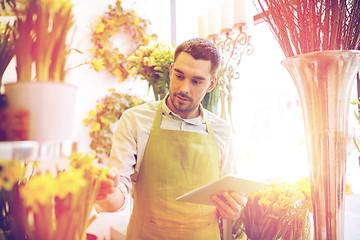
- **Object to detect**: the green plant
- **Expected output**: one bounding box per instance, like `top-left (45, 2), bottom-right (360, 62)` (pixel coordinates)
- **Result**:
top-left (202, 77), bottom-right (220, 114)
top-left (351, 98), bottom-right (360, 152)
top-left (90, 0), bottom-right (156, 81)
top-left (0, 22), bottom-right (14, 88)
top-left (254, 0), bottom-right (360, 57)
top-left (13, 0), bottom-right (74, 82)
top-left (83, 89), bottom-right (145, 163)
top-left (127, 41), bottom-right (175, 100)
top-left (0, 0), bottom-right (15, 12)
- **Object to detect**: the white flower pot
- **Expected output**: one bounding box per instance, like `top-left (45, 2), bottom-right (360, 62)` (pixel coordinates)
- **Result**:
top-left (4, 82), bottom-right (78, 142)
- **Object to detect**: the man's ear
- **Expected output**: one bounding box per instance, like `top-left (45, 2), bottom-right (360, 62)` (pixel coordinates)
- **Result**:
top-left (169, 63), bottom-right (174, 78)
top-left (207, 77), bottom-right (217, 93)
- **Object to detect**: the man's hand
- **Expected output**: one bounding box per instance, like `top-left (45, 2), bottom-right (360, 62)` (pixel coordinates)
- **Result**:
top-left (96, 172), bottom-right (120, 201)
top-left (94, 170), bottom-right (125, 212)
top-left (211, 191), bottom-right (247, 220)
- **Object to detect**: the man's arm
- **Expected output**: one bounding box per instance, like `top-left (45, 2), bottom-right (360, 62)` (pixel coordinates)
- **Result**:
top-left (95, 109), bottom-right (138, 212)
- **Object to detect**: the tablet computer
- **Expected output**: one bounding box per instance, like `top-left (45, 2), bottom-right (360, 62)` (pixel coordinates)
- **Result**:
top-left (176, 174), bottom-right (269, 205)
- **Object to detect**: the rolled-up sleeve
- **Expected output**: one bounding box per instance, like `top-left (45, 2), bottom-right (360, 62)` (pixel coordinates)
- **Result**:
top-left (108, 110), bottom-right (137, 209)
top-left (219, 125), bottom-right (236, 177)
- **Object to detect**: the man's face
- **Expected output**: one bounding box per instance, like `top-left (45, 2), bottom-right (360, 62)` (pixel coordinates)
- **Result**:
top-left (167, 52), bottom-right (216, 119)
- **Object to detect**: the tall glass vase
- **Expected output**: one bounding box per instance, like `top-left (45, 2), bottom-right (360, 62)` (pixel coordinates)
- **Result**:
top-left (281, 50), bottom-right (360, 240)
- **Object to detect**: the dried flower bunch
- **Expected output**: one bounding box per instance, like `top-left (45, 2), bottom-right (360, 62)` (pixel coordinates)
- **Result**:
top-left (254, 0), bottom-right (360, 57)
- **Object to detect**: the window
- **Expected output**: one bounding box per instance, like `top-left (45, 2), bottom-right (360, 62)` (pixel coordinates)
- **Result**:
top-left (174, 0), bottom-right (360, 190)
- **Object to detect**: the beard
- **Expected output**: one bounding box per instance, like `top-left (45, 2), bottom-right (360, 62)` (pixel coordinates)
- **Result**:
top-left (169, 91), bottom-right (198, 114)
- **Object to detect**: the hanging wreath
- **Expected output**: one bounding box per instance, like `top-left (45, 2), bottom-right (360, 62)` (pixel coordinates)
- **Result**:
top-left (83, 88), bottom-right (145, 163)
top-left (90, 0), bottom-right (156, 81)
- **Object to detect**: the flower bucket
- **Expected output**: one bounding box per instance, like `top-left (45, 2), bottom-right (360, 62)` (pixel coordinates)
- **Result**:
top-left (4, 82), bottom-right (78, 142)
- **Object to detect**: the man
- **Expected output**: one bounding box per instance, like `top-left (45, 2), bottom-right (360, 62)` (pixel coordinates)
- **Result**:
top-left (95, 38), bottom-right (247, 239)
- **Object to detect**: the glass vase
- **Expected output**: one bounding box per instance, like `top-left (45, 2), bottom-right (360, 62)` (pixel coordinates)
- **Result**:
top-left (281, 50), bottom-right (360, 240)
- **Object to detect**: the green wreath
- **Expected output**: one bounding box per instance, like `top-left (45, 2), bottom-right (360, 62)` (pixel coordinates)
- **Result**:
top-left (90, 0), bottom-right (156, 81)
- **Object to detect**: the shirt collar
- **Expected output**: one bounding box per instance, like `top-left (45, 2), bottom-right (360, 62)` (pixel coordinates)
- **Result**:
top-left (162, 94), bottom-right (205, 126)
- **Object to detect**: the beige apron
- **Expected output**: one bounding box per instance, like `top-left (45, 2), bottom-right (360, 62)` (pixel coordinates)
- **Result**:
top-left (125, 100), bottom-right (221, 240)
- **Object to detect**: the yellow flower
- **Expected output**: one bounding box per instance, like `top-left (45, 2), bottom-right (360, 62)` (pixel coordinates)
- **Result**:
top-left (113, 68), bottom-right (122, 77)
top-left (89, 46), bottom-right (96, 55)
top-left (295, 178), bottom-right (311, 200)
top-left (90, 58), bottom-right (104, 72)
top-left (88, 109), bottom-right (97, 117)
top-left (109, 88), bottom-right (116, 93)
top-left (99, 167), bottom-right (110, 180)
top-left (53, 0), bottom-right (73, 12)
top-left (345, 183), bottom-right (353, 195)
top-left (86, 165), bottom-right (99, 178)
top-left (55, 169), bottom-right (87, 199)
top-left (131, 97), bottom-right (139, 106)
top-left (39, 0), bottom-right (72, 13)
top-left (69, 153), bottom-right (96, 170)
top-left (118, 76), bottom-right (127, 83)
top-left (100, 116), bottom-right (106, 123)
top-left (90, 122), bottom-right (101, 132)
top-left (21, 173), bottom-right (56, 207)
top-left (95, 22), bottom-right (105, 33)
top-left (96, 16), bottom-right (103, 23)
top-left (107, 19), bottom-right (115, 26)
top-left (134, 17), bottom-right (139, 26)
top-left (0, 161), bottom-right (25, 191)
top-left (83, 117), bottom-right (90, 126)
top-left (97, 104), bottom-right (105, 112)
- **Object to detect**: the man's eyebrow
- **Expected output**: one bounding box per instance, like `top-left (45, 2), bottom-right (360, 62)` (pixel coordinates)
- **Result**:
top-left (174, 68), bottom-right (206, 81)
top-left (193, 76), bottom-right (206, 81)
top-left (174, 68), bottom-right (184, 74)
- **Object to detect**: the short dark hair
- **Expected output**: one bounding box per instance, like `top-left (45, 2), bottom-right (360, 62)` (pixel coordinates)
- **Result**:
top-left (174, 38), bottom-right (220, 77)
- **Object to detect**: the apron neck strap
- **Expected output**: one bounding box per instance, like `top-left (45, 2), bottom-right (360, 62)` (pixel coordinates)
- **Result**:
top-left (151, 99), bottom-right (165, 131)
top-left (151, 98), bottom-right (215, 135)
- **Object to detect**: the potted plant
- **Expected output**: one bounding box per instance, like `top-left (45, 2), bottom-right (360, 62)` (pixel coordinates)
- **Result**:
top-left (253, 1), bottom-right (360, 239)
top-left (4, 0), bottom-right (77, 141)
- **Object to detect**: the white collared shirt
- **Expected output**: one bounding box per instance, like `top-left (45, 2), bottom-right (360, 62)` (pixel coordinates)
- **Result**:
top-left (108, 95), bottom-right (235, 210)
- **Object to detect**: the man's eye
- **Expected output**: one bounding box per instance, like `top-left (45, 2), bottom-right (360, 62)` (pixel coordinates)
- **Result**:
top-left (176, 74), bottom-right (184, 80)
top-left (192, 80), bottom-right (200, 85)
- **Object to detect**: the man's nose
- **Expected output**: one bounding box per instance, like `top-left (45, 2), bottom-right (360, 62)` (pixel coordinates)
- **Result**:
top-left (179, 79), bottom-right (191, 94)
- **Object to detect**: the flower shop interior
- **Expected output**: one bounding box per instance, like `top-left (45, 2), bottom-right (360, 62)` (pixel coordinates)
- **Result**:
top-left (1, 0), bottom-right (360, 239)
